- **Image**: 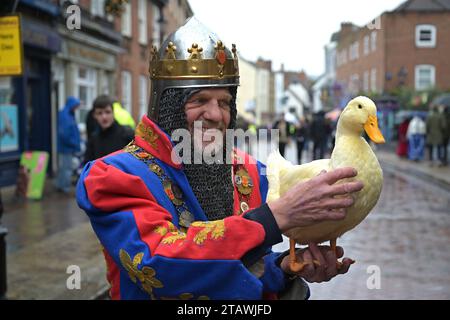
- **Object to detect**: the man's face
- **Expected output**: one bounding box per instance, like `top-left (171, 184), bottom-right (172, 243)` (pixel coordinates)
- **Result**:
top-left (94, 105), bottom-right (115, 130)
top-left (184, 88), bottom-right (232, 152)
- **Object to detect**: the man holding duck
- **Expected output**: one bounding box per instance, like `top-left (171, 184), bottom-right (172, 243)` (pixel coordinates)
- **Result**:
top-left (76, 18), bottom-right (384, 300)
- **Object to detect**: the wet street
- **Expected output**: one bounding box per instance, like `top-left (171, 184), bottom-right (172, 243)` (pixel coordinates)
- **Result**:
top-left (270, 142), bottom-right (450, 300)
top-left (1, 141), bottom-right (450, 299)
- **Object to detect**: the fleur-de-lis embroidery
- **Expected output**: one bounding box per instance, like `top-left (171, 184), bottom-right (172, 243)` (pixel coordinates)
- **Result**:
top-left (136, 122), bottom-right (159, 149)
top-left (191, 220), bottom-right (225, 245)
top-left (119, 249), bottom-right (163, 299)
top-left (161, 232), bottom-right (187, 245)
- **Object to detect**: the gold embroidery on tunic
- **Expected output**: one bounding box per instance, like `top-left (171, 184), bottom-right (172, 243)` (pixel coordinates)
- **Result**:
top-left (136, 121), bottom-right (159, 149)
top-left (191, 220), bottom-right (225, 245)
top-left (119, 249), bottom-right (163, 299)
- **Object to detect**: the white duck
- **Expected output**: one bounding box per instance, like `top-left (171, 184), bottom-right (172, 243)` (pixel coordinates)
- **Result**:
top-left (267, 96), bottom-right (385, 272)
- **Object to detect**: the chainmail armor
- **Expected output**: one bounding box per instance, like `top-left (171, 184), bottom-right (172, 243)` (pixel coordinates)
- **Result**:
top-left (157, 87), bottom-right (237, 221)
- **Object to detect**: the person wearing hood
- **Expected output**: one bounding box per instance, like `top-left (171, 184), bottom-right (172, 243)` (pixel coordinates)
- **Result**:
top-left (55, 96), bottom-right (81, 193)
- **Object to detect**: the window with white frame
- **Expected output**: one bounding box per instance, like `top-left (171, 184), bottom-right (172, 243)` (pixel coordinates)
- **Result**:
top-left (371, 31), bottom-right (377, 52)
top-left (75, 65), bottom-right (97, 123)
top-left (91, 0), bottom-right (105, 17)
top-left (370, 68), bottom-right (377, 92)
top-left (349, 74), bottom-right (360, 93)
top-left (415, 65), bottom-right (435, 90)
top-left (152, 4), bottom-right (161, 47)
top-left (363, 71), bottom-right (369, 92)
top-left (349, 42), bottom-right (359, 61)
top-left (139, 76), bottom-right (148, 119)
top-left (415, 25), bottom-right (436, 48)
top-left (354, 41), bottom-right (359, 60)
top-left (363, 35), bottom-right (370, 55)
top-left (138, 0), bottom-right (148, 45)
top-left (122, 71), bottom-right (132, 113)
top-left (121, 2), bottom-right (132, 37)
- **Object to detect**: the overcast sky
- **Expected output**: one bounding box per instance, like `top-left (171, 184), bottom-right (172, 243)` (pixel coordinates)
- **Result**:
top-left (187, 0), bottom-right (406, 77)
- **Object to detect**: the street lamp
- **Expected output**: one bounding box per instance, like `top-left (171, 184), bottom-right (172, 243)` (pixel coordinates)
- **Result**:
top-left (0, 191), bottom-right (7, 299)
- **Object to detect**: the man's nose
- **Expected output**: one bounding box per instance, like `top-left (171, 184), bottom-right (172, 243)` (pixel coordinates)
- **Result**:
top-left (203, 100), bottom-right (222, 122)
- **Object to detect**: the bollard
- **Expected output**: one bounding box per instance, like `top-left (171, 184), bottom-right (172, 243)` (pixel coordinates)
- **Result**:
top-left (0, 190), bottom-right (7, 299)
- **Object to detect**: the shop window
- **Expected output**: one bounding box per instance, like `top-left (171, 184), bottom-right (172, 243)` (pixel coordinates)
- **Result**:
top-left (75, 65), bottom-right (97, 123)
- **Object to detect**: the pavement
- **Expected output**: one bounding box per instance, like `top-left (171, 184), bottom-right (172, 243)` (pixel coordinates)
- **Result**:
top-left (1, 184), bottom-right (109, 300)
top-left (0, 142), bottom-right (449, 300)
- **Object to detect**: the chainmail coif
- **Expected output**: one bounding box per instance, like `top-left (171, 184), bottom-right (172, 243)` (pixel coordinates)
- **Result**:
top-left (157, 87), bottom-right (237, 221)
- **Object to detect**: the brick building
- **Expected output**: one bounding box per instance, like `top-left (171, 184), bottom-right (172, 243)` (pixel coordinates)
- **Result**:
top-left (335, 0), bottom-right (450, 95)
top-left (114, 0), bottom-right (193, 121)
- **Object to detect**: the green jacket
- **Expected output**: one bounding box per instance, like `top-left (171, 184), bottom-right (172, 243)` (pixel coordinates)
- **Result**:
top-left (426, 110), bottom-right (447, 145)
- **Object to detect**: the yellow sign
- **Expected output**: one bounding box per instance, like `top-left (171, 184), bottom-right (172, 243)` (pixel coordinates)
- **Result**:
top-left (0, 15), bottom-right (23, 76)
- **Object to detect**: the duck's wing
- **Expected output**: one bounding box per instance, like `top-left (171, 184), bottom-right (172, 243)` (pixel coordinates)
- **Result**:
top-left (266, 149), bottom-right (331, 201)
top-left (278, 159), bottom-right (330, 196)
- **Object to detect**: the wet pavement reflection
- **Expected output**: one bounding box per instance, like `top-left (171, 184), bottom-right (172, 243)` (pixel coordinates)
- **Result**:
top-left (2, 189), bottom-right (88, 254)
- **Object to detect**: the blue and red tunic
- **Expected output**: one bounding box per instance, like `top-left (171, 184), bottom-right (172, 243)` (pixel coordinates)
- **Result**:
top-left (76, 116), bottom-right (287, 300)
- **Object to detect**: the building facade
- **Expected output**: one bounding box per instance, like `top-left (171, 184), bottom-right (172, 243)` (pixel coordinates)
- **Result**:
top-left (335, 0), bottom-right (450, 96)
top-left (0, 0), bottom-right (192, 187)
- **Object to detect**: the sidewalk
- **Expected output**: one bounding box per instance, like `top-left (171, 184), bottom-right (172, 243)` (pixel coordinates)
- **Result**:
top-left (1, 181), bottom-right (108, 300)
top-left (375, 148), bottom-right (450, 191)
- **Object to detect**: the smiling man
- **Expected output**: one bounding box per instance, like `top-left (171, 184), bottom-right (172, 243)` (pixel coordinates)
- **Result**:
top-left (76, 17), bottom-right (362, 300)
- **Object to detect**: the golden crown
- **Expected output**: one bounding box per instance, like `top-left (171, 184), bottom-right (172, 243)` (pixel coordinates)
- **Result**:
top-left (149, 40), bottom-right (239, 80)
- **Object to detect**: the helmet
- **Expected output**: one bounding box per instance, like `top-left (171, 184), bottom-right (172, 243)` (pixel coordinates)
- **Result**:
top-left (148, 17), bottom-right (240, 121)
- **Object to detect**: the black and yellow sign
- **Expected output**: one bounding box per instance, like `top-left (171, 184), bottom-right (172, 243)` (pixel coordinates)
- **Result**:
top-left (0, 15), bottom-right (23, 76)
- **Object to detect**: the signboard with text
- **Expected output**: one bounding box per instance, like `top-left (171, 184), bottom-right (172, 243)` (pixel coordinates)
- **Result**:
top-left (0, 15), bottom-right (23, 76)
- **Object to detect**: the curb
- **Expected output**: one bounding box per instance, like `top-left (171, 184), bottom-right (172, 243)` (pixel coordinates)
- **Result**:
top-left (379, 159), bottom-right (450, 193)
top-left (89, 285), bottom-right (110, 300)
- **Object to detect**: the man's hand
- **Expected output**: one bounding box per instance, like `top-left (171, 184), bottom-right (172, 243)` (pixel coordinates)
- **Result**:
top-left (280, 243), bottom-right (354, 283)
top-left (268, 167), bottom-right (364, 232)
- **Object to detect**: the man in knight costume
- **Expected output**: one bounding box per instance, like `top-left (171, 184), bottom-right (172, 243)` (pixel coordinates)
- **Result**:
top-left (77, 17), bottom-right (362, 300)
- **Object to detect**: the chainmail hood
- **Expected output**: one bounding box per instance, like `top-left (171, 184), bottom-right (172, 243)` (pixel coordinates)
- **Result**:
top-left (157, 87), bottom-right (237, 220)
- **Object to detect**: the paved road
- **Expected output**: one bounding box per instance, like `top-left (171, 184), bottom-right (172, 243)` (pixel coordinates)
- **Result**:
top-left (268, 141), bottom-right (450, 300)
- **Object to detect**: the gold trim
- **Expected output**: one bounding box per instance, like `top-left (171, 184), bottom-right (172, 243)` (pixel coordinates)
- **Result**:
top-left (150, 59), bottom-right (238, 79)
top-left (136, 121), bottom-right (159, 149)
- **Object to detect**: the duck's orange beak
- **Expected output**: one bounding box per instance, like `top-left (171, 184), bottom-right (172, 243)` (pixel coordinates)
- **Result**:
top-left (364, 115), bottom-right (385, 144)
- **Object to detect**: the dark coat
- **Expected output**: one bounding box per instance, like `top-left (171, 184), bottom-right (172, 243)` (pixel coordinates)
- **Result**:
top-left (84, 121), bottom-right (134, 162)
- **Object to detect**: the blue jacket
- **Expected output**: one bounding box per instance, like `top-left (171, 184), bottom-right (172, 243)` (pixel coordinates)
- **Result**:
top-left (58, 97), bottom-right (81, 154)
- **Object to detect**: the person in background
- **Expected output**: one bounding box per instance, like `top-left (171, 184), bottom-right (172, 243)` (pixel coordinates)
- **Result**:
top-left (426, 105), bottom-right (447, 166)
top-left (55, 96), bottom-right (81, 193)
top-left (273, 114), bottom-right (291, 157)
top-left (85, 108), bottom-right (100, 142)
top-left (295, 117), bottom-right (308, 164)
top-left (439, 105), bottom-right (450, 166)
top-left (310, 111), bottom-right (331, 160)
top-left (396, 116), bottom-right (410, 158)
top-left (406, 113), bottom-right (426, 161)
top-left (113, 101), bottom-right (136, 130)
top-left (84, 95), bottom-right (134, 163)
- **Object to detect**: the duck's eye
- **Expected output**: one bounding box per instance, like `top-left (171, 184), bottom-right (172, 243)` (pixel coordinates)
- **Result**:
top-left (358, 104), bottom-right (363, 109)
